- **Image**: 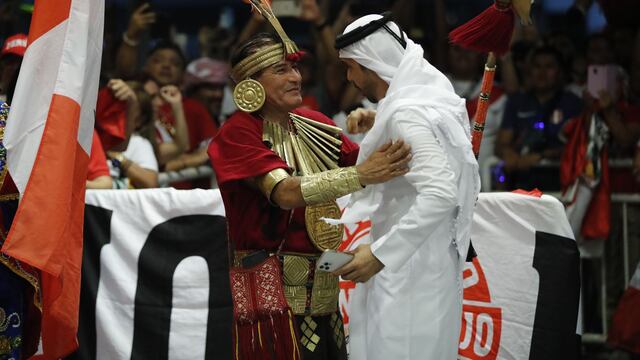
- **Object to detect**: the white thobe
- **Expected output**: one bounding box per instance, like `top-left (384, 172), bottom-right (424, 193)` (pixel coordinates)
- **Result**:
top-left (348, 108), bottom-right (466, 360)
top-left (335, 15), bottom-right (479, 359)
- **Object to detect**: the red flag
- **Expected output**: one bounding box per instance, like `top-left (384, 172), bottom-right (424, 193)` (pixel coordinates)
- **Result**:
top-left (95, 87), bottom-right (127, 151)
top-left (560, 114), bottom-right (611, 240)
top-left (1, 0), bottom-right (104, 357)
top-left (608, 263), bottom-right (640, 354)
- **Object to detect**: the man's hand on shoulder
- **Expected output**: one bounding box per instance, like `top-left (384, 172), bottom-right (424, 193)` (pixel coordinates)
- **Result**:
top-left (356, 140), bottom-right (411, 185)
top-left (333, 244), bottom-right (384, 283)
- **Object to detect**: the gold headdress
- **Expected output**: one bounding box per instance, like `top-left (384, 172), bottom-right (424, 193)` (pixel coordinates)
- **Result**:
top-left (232, 0), bottom-right (302, 112)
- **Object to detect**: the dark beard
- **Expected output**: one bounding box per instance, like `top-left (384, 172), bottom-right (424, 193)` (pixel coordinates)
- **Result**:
top-left (364, 94), bottom-right (379, 103)
top-left (354, 83), bottom-right (379, 103)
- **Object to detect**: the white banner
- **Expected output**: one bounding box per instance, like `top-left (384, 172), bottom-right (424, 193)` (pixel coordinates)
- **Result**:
top-left (339, 192), bottom-right (581, 360)
top-left (76, 189), bottom-right (229, 360)
top-left (72, 190), bottom-right (580, 360)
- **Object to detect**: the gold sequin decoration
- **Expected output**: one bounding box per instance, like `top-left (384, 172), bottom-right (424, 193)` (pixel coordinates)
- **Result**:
top-left (281, 254), bottom-right (339, 316)
top-left (299, 316), bottom-right (320, 352)
top-left (330, 312), bottom-right (345, 349)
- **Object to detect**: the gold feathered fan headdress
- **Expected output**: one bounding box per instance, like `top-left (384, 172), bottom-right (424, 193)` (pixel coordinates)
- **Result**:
top-left (231, 0), bottom-right (305, 112)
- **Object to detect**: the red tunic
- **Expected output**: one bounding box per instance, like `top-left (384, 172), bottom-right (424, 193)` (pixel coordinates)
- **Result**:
top-left (156, 97), bottom-right (219, 189)
top-left (208, 108), bottom-right (359, 254)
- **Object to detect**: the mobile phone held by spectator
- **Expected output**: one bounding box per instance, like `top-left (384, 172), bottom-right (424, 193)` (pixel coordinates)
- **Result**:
top-left (587, 64), bottom-right (618, 100)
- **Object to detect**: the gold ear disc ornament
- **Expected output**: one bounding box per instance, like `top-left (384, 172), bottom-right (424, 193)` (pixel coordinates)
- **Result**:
top-left (233, 79), bottom-right (266, 112)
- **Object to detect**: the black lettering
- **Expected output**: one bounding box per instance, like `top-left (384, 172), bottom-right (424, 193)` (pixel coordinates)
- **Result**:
top-left (130, 215), bottom-right (232, 360)
top-left (529, 231), bottom-right (581, 360)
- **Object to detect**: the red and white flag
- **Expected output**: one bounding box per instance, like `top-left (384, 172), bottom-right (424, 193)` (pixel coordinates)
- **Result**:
top-left (1, 0), bottom-right (104, 357)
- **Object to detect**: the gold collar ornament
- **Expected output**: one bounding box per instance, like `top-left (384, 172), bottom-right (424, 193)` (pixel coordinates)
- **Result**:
top-left (263, 113), bottom-right (348, 251)
top-left (262, 113), bottom-right (343, 175)
top-left (232, 0), bottom-right (303, 113)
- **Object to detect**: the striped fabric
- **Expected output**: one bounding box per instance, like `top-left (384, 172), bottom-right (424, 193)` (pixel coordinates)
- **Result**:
top-left (2, 0), bottom-right (104, 357)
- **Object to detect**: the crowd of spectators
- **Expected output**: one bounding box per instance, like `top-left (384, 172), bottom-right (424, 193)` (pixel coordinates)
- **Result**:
top-left (0, 1), bottom-right (639, 355)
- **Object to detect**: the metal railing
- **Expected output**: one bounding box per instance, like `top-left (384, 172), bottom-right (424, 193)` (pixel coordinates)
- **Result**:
top-left (579, 194), bottom-right (640, 344)
top-left (158, 165), bottom-right (217, 188)
top-left (480, 156), bottom-right (634, 192)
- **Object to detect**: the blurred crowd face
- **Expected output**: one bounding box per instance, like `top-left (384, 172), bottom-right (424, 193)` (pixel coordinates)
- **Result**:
top-left (144, 48), bottom-right (184, 86)
top-left (343, 58), bottom-right (379, 102)
top-left (192, 84), bottom-right (225, 118)
top-left (529, 53), bottom-right (562, 94)
top-left (256, 58), bottom-right (302, 113)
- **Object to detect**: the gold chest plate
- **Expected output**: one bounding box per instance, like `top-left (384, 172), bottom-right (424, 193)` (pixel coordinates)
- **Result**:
top-left (305, 202), bottom-right (344, 251)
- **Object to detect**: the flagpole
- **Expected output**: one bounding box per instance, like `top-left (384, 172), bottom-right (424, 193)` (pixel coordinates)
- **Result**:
top-left (471, 52), bottom-right (496, 159)
top-left (448, 0), bottom-right (532, 159)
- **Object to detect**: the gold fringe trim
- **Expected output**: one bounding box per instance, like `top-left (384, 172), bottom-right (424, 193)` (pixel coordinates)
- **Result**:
top-left (289, 309), bottom-right (301, 359)
top-left (0, 255), bottom-right (42, 311)
top-left (0, 193), bottom-right (19, 202)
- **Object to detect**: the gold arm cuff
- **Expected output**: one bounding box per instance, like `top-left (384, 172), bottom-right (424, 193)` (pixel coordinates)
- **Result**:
top-left (256, 168), bottom-right (291, 201)
top-left (300, 166), bottom-right (362, 205)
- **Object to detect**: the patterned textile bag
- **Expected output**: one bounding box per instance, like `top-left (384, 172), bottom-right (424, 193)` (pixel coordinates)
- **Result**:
top-left (228, 220), bottom-right (301, 360)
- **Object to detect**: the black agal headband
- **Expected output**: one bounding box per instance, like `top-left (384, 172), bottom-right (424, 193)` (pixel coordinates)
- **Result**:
top-left (335, 12), bottom-right (407, 50)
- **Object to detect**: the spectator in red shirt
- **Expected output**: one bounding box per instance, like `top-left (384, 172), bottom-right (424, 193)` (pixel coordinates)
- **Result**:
top-left (105, 79), bottom-right (160, 189)
top-left (86, 130), bottom-right (112, 189)
top-left (141, 42), bottom-right (218, 179)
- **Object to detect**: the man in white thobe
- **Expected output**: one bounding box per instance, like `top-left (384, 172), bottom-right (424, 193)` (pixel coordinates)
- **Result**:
top-left (329, 13), bottom-right (480, 360)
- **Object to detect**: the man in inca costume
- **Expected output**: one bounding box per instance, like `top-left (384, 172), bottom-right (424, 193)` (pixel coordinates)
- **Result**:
top-left (207, 2), bottom-right (411, 359)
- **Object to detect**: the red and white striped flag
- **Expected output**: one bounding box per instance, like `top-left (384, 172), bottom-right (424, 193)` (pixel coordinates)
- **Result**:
top-left (1, 0), bottom-right (104, 357)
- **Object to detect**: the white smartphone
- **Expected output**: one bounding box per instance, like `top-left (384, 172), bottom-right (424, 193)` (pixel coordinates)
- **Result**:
top-left (316, 250), bottom-right (354, 272)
